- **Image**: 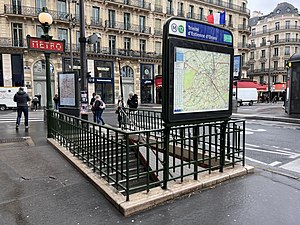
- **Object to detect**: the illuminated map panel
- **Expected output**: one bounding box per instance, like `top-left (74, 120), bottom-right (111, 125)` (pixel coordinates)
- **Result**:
top-left (173, 47), bottom-right (230, 114)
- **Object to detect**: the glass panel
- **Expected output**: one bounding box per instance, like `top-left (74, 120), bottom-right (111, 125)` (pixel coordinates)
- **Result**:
top-left (95, 83), bottom-right (113, 104)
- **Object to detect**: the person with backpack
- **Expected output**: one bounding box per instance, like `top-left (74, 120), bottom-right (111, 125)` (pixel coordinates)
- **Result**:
top-left (90, 93), bottom-right (96, 122)
top-left (13, 87), bottom-right (31, 129)
top-left (93, 95), bottom-right (106, 125)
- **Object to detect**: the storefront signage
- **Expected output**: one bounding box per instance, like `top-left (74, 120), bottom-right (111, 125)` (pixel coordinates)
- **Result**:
top-left (27, 35), bottom-right (65, 53)
top-left (88, 77), bottom-right (111, 83)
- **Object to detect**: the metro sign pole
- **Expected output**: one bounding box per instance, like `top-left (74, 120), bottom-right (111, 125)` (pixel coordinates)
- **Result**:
top-left (26, 35), bottom-right (65, 109)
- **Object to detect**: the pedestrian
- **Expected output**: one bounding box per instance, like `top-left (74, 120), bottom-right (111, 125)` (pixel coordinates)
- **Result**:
top-left (272, 95), bottom-right (277, 104)
top-left (32, 96), bottom-right (39, 111)
top-left (90, 93), bottom-right (96, 122)
top-left (13, 87), bottom-right (31, 129)
top-left (53, 94), bottom-right (59, 111)
top-left (127, 92), bottom-right (138, 109)
top-left (116, 96), bottom-right (123, 128)
top-left (93, 95), bottom-right (106, 125)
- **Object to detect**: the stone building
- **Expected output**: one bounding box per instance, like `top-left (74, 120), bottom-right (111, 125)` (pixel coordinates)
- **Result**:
top-left (0, 0), bottom-right (250, 106)
top-left (247, 2), bottom-right (300, 96)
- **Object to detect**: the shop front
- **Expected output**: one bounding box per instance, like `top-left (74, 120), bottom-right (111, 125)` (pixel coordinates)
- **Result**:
top-left (140, 64), bottom-right (154, 104)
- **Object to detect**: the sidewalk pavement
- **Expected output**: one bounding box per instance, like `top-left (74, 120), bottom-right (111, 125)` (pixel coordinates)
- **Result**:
top-left (1, 105), bottom-right (300, 224)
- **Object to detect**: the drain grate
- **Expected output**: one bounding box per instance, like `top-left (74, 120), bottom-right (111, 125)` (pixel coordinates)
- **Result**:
top-left (0, 137), bottom-right (34, 147)
top-left (0, 137), bottom-right (29, 143)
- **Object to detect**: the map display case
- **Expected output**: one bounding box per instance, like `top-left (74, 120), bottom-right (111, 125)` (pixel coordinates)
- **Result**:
top-left (162, 18), bottom-right (234, 124)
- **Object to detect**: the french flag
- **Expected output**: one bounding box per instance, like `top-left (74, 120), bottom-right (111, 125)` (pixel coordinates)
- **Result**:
top-left (207, 11), bottom-right (226, 25)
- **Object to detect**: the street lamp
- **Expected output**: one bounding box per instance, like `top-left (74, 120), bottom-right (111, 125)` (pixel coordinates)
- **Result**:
top-left (38, 7), bottom-right (53, 109)
top-left (117, 57), bottom-right (124, 106)
top-left (267, 40), bottom-right (273, 102)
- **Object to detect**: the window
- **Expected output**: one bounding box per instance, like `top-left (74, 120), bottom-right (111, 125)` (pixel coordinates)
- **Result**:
top-left (228, 14), bottom-right (232, 27)
top-left (36, 25), bottom-right (43, 38)
top-left (36, 0), bottom-right (46, 9)
top-left (261, 63), bottom-right (265, 71)
top-left (57, 0), bottom-right (66, 19)
top-left (263, 25), bottom-right (267, 33)
top-left (178, 3), bottom-right (184, 16)
top-left (285, 20), bottom-right (290, 29)
top-left (274, 34), bottom-right (279, 43)
top-left (295, 47), bottom-right (298, 53)
top-left (250, 51), bottom-right (254, 59)
top-left (139, 16), bottom-right (145, 32)
top-left (124, 37), bottom-right (131, 55)
top-left (261, 50), bottom-right (265, 58)
top-left (12, 23), bottom-right (23, 47)
top-left (296, 33), bottom-right (299, 41)
top-left (251, 28), bottom-right (256, 35)
top-left (140, 39), bottom-right (146, 53)
top-left (285, 46), bottom-right (290, 55)
top-left (124, 13), bottom-right (130, 30)
top-left (286, 33), bottom-right (290, 42)
top-left (154, 18), bottom-right (161, 35)
top-left (155, 41), bottom-right (161, 54)
top-left (92, 7), bottom-right (100, 25)
top-left (250, 64), bottom-right (254, 72)
top-left (283, 75), bottom-right (287, 82)
top-left (188, 5), bottom-right (194, 18)
top-left (272, 75), bottom-right (277, 83)
top-left (261, 37), bottom-right (266, 46)
top-left (274, 47), bottom-right (279, 56)
top-left (275, 22), bottom-right (280, 30)
top-left (58, 28), bottom-right (68, 45)
top-left (199, 7), bottom-right (204, 20)
top-left (274, 61), bottom-right (278, 70)
top-left (12, 0), bottom-right (22, 14)
top-left (121, 66), bottom-right (134, 78)
top-left (295, 21), bottom-right (298, 28)
top-left (108, 10), bottom-right (115, 28)
top-left (209, 9), bottom-right (213, 15)
top-left (76, 31), bottom-right (80, 51)
top-left (109, 35), bottom-right (116, 54)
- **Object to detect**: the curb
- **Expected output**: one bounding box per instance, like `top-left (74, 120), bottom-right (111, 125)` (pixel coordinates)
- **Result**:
top-left (48, 138), bottom-right (254, 217)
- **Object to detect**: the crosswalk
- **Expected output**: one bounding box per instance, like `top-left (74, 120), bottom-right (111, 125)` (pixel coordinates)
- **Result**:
top-left (0, 110), bottom-right (44, 124)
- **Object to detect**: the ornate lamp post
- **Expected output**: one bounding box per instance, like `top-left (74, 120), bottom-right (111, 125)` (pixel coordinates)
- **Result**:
top-left (38, 7), bottom-right (53, 109)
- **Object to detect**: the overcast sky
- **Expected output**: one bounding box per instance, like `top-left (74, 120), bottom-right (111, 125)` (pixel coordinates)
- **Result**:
top-left (247, 0), bottom-right (300, 15)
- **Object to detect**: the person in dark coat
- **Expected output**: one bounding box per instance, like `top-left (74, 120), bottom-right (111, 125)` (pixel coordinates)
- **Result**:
top-left (13, 87), bottom-right (31, 129)
top-left (127, 92), bottom-right (138, 109)
top-left (53, 94), bottom-right (59, 110)
top-left (90, 93), bottom-right (96, 122)
top-left (93, 95), bottom-right (106, 125)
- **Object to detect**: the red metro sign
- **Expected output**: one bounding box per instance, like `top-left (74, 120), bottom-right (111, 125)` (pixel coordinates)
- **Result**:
top-left (27, 36), bottom-right (65, 53)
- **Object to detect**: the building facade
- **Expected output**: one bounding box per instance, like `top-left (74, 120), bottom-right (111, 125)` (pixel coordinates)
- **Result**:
top-left (0, 0), bottom-right (250, 106)
top-left (247, 2), bottom-right (300, 96)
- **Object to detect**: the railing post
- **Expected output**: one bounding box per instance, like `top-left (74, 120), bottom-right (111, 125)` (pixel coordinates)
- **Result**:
top-left (219, 120), bottom-right (228, 172)
top-left (47, 109), bottom-right (52, 138)
top-left (163, 124), bottom-right (170, 189)
top-left (193, 126), bottom-right (199, 180)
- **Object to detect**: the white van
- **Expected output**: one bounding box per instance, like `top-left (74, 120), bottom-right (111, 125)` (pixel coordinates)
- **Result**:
top-left (233, 88), bottom-right (258, 106)
top-left (0, 87), bottom-right (27, 110)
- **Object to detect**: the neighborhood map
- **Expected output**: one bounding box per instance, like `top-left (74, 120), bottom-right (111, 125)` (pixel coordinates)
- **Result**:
top-left (174, 47), bottom-right (230, 113)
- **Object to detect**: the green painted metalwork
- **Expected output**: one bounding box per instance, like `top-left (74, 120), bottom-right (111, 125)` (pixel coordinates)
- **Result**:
top-left (47, 109), bottom-right (246, 200)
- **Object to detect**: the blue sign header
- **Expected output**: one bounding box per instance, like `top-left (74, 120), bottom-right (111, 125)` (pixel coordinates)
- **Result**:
top-left (169, 19), bottom-right (233, 46)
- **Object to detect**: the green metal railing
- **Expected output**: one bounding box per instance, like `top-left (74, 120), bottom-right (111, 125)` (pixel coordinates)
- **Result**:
top-left (48, 109), bottom-right (245, 200)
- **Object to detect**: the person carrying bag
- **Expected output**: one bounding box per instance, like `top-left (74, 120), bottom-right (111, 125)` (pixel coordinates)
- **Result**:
top-left (93, 95), bottom-right (106, 125)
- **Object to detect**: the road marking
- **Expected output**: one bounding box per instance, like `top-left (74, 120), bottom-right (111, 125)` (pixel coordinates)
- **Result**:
top-left (280, 158), bottom-right (300, 173)
top-left (246, 147), bottom-right (292, 156)
top-left (268, 161), bottom-right (282, 166)
top-left (245, 156), bottom-right (268, 165)
top-left (246, 143), bottom-right (260, 148)
top-left (245, 128), bottom-right (266, 132)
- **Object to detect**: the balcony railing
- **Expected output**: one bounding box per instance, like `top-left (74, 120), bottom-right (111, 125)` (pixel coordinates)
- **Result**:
top-left (4, 5), bottom-right (80, 23)
top-left (166, 7), bottom-right (174, 15)
top-left (90, 17), bottom-right (103, 27)
top-left (238, 24), bottom-right (250, 32)
top-left (106, 0), bottom-right (151, 10)
top-left (154, 4), bottom-right (163, 13)
top-left (0, 38), bottom-right (26, 48)
top-left (251, 25), bottom-right (300, 37)
top-left (177, 10), bottom-right (185, 17)
top-left (247, 67), bottom-right (287, 75)
top-left (186, 12), bottom-right (195, 19)
top-left (154, 29), bottom-right (163, 36)
top-left (201, 0), bottom-right (250, 15)
top-left (105, 21), bottom-right (151, 34)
